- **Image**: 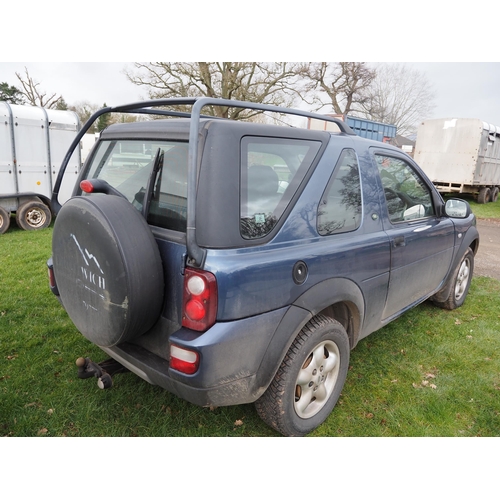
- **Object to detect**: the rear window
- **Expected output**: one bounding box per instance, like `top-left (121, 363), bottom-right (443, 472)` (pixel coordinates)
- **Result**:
top-left (240, 137), bottom-right (322, 239)
top-left (85, 139), bottom-right (188, 231)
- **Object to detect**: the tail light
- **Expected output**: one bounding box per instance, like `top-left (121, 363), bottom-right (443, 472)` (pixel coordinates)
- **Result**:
top-left (170, 345), bottom-right (199, 374)
top-left (182, 267), bottom-right (217, 332)
top-left (48, 266), bottom-right (56, 288)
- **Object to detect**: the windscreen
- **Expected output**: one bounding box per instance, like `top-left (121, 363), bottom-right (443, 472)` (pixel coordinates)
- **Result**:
top-left (85, 139), bottom-right (188, 231)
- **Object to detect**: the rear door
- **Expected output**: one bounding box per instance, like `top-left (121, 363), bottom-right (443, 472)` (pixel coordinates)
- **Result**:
top-left (373, 150), bottom-right (455, 320)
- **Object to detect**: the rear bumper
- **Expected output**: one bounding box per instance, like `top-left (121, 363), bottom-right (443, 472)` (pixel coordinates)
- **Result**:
top-left (100, 307), bottom-right (288, 407)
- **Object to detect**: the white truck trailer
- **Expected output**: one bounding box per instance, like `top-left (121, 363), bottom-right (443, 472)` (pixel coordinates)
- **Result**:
top-left (414, 117), bottom-right (500, 204)
top-left (0, 101), bottom-right (82, 233)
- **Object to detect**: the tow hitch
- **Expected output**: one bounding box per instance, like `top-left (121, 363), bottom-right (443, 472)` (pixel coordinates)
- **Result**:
top-left (76, 357), bottom-right (129, 389)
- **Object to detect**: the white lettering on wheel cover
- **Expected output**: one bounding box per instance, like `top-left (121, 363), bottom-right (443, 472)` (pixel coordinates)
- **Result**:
top-left (71, 233), bottom-right (107, 310)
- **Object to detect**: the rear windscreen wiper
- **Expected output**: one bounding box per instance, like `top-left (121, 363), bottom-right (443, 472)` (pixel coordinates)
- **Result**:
top-left (142, 147), bottom-right (164, 219)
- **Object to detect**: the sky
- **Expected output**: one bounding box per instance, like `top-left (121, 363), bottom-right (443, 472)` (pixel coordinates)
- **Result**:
top-left (1, 62), bottom-right (500, 130)
top-left (409, 62), bottom-right (500, 126)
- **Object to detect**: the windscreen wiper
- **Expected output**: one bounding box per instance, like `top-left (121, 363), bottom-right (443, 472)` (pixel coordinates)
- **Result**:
top-left (142, 147), bottom-right (164, 219)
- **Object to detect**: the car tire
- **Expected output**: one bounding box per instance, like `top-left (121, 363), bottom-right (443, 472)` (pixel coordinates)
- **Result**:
top-left (52, 195), bottom-right (164, 347)
top-left (0, 206), bottom-right (10, 234)
top-left (255, 314), bottom-right (349, 436)
top-left (491, 187), bottom-right (499, 203)
top-left (16, 200), bottom-right (51, 230)
top-left (432, 248), bottom-right (474, 310)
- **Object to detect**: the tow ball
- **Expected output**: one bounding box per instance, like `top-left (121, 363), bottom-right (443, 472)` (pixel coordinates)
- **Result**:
top-left (76, 357), bottom-right (129, 390)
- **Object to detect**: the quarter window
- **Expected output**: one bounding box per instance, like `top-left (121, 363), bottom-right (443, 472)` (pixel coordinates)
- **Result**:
top-left (317, 149), bottom-right (362, 235)
top-left (240, 137), bottom-right (322, 239)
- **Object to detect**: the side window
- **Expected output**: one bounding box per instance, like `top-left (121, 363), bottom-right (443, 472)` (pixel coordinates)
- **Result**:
top-left (85, 139), bottom-right (188, 232)
top-left (317, 149), bottom-right (362, 235)
top-left (375, 154), bottom-right (434, 223)
top-left (240, 137), bottom-right (322, 239)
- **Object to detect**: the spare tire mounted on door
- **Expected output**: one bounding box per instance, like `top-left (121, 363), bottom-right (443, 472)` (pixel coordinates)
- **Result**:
top-left (52, 195), bottom-right (164, 347)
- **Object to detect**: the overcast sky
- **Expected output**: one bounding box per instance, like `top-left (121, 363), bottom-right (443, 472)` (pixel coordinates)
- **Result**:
top-left (1, 62), bottom-right (500, 129)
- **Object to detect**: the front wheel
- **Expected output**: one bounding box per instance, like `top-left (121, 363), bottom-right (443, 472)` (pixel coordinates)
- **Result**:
top-left (433, 248), bottom-right (474, 310)
top-left (255, 315), bottom-right (350, 436)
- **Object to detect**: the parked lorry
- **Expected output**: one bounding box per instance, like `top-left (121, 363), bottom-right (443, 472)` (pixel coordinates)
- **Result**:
top-left (414, 118), bottom-right (500, 203)
top-left (0, 101), bottom-right (81, 233)
top-left (308, 114), bottom-right (397, 142)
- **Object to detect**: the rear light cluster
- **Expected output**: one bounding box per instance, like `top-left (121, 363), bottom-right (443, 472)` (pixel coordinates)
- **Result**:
top-left (48, 266), bottom-right (56, 288)
top-left (181, 267), bottom-right (217, 332)
top-left (171, 268), bottom-right (217, 375)
top-left (47, 258), bottom-right (59, 296)
top-left (170, 345), bottom-right (199, 375)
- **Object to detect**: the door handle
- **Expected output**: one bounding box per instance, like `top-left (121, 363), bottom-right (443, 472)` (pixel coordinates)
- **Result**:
top-left (393, 236), bottom-right (406, 247)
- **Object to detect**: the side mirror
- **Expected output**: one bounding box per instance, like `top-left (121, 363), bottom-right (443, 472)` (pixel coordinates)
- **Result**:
top-left (444, 198), bottom-right (471, 218)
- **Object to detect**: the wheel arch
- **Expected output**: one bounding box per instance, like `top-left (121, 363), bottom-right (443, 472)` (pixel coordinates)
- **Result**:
top-left (254, 277), bottom-right (364, 396)
top-left (459, 223), bottom-right (479, 258)
top-left (294, 277), bottom-right (364, 347)
top-left (467, 230), bottom-right (479, 256)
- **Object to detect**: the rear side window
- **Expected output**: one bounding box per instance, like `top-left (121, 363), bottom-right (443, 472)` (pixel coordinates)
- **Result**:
top-left (240, 137), bottom-right (321, 239)
top-left (85, 139), bottom-right (188, 231)
top-left (317, 149), bottom-right (362, 235)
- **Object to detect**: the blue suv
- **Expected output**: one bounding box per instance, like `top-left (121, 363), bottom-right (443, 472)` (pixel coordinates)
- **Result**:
top-left (48, 98), bottom-right (479, 436)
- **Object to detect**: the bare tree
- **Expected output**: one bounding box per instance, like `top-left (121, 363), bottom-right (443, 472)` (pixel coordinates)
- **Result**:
top-left (126, 62), bottom-right (307, 120)
top-left (15, 67), bottom-right (64, 109)
top-left (69, 101), bottom-right (101, 132)
top-left (69, 100), bottom-right (140, 132)
top-left (302, 62), bottom-right (376, 115)
top-left (356, 63), bottom-right (436, 136)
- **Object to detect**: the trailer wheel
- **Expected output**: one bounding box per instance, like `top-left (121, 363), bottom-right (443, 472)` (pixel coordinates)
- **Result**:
top-left (491, 187), bottom-right (499, 203)
top-left (16, 200), bottom-right (52, 230)
top-left (477, 187), bottom-right (491, 204)
top-left (0, 207), bottom-right (11, 234)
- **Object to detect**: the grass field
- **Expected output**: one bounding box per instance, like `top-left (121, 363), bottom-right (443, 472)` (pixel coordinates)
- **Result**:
top-left (1, 202), bottom-right (500, 438)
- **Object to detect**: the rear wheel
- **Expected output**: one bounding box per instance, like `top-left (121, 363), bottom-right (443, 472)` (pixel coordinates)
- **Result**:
top-left (255, 315), bottom-right (349, 436)
top-left (477, 187), bottom-right (491, 204)
top-left (0, 207), bottom-right (10, 234)
top-left (16, 200), bottom-right (51, 230)
top-left (491, 187), bottom-right (499, 203)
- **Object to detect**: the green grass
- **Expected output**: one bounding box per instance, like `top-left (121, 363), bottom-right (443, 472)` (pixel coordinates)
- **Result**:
top-left (1, 217), bottom-right (500, 437)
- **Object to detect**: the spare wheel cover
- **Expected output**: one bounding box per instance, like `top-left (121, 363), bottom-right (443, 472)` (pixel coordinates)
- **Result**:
top-left (52, 195), bottom-right (164, 347)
